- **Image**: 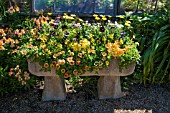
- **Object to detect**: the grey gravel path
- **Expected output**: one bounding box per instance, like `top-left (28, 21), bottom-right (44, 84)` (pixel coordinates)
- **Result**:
top-left (0, 83), bottom-right (169, 113)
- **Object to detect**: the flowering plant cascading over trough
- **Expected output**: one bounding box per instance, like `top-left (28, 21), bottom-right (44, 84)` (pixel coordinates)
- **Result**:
top-left (14, 14), bottom-right (140, 78)
top-left (0, 13), bottom-right (140, 100)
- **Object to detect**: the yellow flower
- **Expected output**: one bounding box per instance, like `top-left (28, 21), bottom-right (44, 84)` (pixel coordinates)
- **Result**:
top-left (61, 69), bottom-right (66, 73)
top-left (49, 19), bottom-right (55, 24)
top-left (95, 17), bottom-right (100, 21)
top-left (102, 17), bottom-right (107, 21)
top-left (64, 13), bottom-right (68, 16)
top-left (125, 21), bottom-right (131, 27)
top-left (119, 15), bottom-right (124, 19)
top-left (100, 15), bottom-right (105, 17)
top-left (40, 44), bottom-right (46, 49)
top-left (47, 12), bottom-right (52, 15)
top-left (81, 39), bottom-right (90, 49)
top-left (93, 14), bottom-right (98, 17)
top-left (50, 64), bottom-right (54, 68)
top-left (120, 38), bottom-right (123, 44)
top-left (126, 20), bottom-right (131, 24)
top-left (79, 18), bottom-right (83, 22)
top-left (109, 34), bottom-right (114, 39)
top-left (56, 64), bottom-right (60, 70)
top-left (135, 42), bottom-right (139, 46)
top-left (70, 14), bottom-right (76, 17)
top-left (106, 61), bottom-right (109, 66)
top-left (108, 15), bottom-right (112, 18)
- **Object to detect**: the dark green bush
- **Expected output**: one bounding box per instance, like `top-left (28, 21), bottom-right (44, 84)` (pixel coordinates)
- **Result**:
top-left (130, 10), bottom-right (170, 84)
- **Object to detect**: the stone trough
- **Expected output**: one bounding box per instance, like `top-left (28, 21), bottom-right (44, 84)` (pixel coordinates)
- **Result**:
top-left (27, 59), bottom-right (135, 101)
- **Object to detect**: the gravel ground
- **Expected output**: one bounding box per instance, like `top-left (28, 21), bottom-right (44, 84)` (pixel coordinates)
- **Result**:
top-left (0, 82), bottom-right (169, 113)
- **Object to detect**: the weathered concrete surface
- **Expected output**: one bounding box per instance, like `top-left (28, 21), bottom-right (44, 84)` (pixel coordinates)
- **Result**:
top-left (28, 59), bottom-right (135, 77)
top-left (27, 59), bottom-right (56, 76)
top-left (97, 76), bottom-right (123, 99)
top-left (27, 59), bottom-right (135, 100)
top-left (42, 76), bottom-right (66, 101)
top-left (27, 59), bottom-right (66, 101)
top-left (82, 59), bottom-right (135, 76)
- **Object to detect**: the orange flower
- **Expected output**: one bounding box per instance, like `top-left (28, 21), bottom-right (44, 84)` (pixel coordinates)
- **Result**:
top-left (8, 72), bottom-right (14, 76)
top-left (79, 69), bottom-right (83, 74)
top-left (12, 49), bottom-right (18, 53)
top-left (78, 53), bottom-right (82, 58)
top-left (5, 39), bottom-right (10, 44)
top-left (73, 69), bottom-right (78, 75)
top-left (70, 52), bottom-right (74, 56)
top-left (76, 58), bottom-right (81, 65)
top-left (58, 59), bottom-right (65, 65)
top-left (102, 52), bottom-right (107, 57)
top-left (67, 57), bottom-right (73, 62)
top-left (14, 6), bottom-right (20, 12)
top-left (44, 63), bottom-right (49, 68)
top-left (85, 65), bottom-right (89, 71)
top-left (15, 29), bottom-right (20, 35)
top-left (0, 46), bottom-right (5, 50)
top-left (33, 46), bottom-right (38, 50)
top-left (18, 76), bottom-right (23, 81)
top-left (27, 44), bottom-right (33, 48)
top-left (0, 40), bottom-right (4, 46)
top-left (15, 39), bottom-right (19, 44)
top-left (8, 6), bottom-right (15, 13)
top-left (22, 81), bottom-right (26, 85)
top-left (69, 60), bottom-right (75, 65)
top-left (21, 49), bottom-right (27, 55)
top-left (125, 46), bottom-right (130, 52)
top-left (64, 73), bottom-right (70, 78)
top-left (61, 51), bottom-right (65, 54)
top-left (52, 61), bottom-right (57, 65)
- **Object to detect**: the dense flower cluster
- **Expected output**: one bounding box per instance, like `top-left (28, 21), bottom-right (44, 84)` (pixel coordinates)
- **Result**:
top-left (0, 13), bottom-right (140, 78)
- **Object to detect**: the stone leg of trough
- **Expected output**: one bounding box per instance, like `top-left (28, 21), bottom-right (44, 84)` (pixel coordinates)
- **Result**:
top-left (97, 76), bottom-right (123, 99)
top-left (42, 76), bottom-right (66, 101)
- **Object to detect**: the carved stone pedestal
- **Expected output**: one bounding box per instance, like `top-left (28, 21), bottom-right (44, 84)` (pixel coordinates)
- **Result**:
top-left (97, 76), bottom-right (123, 99)
top-left (27, 59), bottom-right (135, 101)
top-left (42, 76), bottom-right (66, 101)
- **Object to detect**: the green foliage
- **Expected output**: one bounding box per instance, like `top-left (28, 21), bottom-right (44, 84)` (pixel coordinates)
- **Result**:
top-left (130, 10), bottom-right (170, 84)
top-left (0, 4), bottom-right (38, 96)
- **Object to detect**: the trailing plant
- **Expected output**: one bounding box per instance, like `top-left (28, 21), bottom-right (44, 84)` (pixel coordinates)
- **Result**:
top-left (1, 13), bottom-right (140, 79)
top-left (0, 6), bottom-right (37, 96)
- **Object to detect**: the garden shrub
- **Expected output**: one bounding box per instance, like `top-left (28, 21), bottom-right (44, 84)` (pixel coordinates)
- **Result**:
top-left (130, 9), bottom-right (170, 84)
top-left (0, 4), bottom-right (38, 96)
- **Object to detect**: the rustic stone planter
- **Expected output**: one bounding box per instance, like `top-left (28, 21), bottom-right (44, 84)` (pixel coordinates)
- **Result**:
top-left (27, 59), bottom-right (135, 101)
